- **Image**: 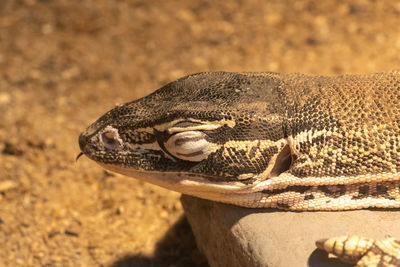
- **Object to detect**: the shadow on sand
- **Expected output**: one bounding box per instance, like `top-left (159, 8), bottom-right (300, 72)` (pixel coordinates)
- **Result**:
top-left (110, 215), bottom-right (209, 267)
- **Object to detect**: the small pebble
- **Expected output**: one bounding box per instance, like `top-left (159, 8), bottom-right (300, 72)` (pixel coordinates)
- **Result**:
top-left (0, 180), bottom-right (17, 192)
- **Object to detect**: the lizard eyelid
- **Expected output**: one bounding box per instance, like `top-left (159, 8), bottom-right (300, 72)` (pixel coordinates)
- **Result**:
top-left (163, 130), bottom-right (212, 162)
top-left (172, 120), bottom-right (204, 128)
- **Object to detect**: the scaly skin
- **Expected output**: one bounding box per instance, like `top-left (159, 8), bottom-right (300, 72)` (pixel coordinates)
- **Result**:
top-left (79, 71), bottom-right (400, 266)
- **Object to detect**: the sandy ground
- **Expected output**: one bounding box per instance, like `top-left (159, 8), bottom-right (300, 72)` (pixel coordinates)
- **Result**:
top-left (1, 0), bottom-right (400, 266)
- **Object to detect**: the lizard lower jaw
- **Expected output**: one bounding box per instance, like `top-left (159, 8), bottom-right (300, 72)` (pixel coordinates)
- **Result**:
top-left (96, 162), bottom-right (255, 195)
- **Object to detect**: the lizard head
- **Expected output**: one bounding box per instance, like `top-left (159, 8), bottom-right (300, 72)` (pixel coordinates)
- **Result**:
top-left (79, 72), bottom-right (292, 202)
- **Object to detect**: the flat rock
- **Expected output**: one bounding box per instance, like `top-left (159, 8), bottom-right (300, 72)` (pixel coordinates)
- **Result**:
top-left (181, 195), bottom-right (400, 267)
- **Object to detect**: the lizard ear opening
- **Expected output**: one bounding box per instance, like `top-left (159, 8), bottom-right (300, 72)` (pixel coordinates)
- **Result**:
top-left (269, 144), bottom-right (292, 177)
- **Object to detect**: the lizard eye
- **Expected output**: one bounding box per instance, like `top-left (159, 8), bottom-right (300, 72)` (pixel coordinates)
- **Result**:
top-left (100, 128), bottom-right (122, 150)
top-left (163, 131), bottom-right (212, 162)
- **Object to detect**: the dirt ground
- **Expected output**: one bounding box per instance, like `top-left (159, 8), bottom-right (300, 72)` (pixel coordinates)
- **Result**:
top-left (1, 0), bottom-right (400, 266)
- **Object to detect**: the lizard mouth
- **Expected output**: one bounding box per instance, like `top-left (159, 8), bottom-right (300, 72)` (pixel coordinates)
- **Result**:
top-left (96, 161), bottom-right (252, 196)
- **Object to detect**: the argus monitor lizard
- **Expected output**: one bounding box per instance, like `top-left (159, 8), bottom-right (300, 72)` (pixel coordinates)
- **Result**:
top-left (78, 71), bottom-right (400, 266)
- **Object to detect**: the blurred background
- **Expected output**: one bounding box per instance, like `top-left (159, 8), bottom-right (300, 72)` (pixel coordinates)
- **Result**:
top-left (1, 0), bottom-right (400, 266)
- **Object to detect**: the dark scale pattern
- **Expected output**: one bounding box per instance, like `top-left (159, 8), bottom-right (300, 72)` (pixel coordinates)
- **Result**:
top-left (317, 185), bottom-right (346, 198)
top-left (191, 145), bottom-right (279, 181)
top-left (121, 130), bottom-right (156, 145)
top-left (357, 240), bottom-right (400, 267)
top-left (261, 185), bottom-right (310, 195)
top-left (284, 72), bottom-right (400, 178)
top-left (318, 236), bottom-right (400, 267)
top-left (351, 185), bottom-right (369, 200)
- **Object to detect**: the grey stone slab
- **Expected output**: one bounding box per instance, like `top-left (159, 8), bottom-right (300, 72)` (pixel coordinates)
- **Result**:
top-left (181, 195), bottom-right (400, 267)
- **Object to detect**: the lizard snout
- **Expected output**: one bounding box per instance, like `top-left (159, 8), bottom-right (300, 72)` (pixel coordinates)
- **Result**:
top-left (78, 134), bottom-right (88, 152)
